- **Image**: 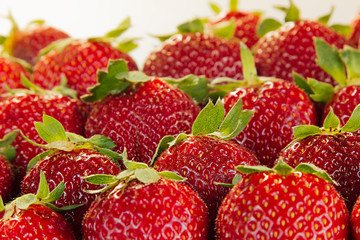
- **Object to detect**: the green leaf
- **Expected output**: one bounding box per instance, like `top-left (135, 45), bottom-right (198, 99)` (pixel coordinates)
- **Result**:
top-left (38, 38), bottom-right (75, 57)
top-left (150, 135), bottom-right (176, 166)
top-left (45, 202), bottom-right (84, 212)
top-left (123, 159), bottom-right (148, 170)
top-left (0, 145), bottom-right (16, 162)
top-left (45, 141), bottom-right (75, 151)
top-left (236, 165), bottom-right (275, 174)
top-left (323, 107), bottom-right (340, 129)
top-left (116, 71), bottom-right (152, 83)
top-left (340, 46), bottom-right (360, 80)
top-left (52, 75), bottom-right (78, 99)
top-left (294, 163), bottom-right (336, 185)
top-left (168, 133), bottom-right (189, 148)
top-left (83, 174), bottom-right (117, 185)
top-left (210, 20), bottom-right (235, 39)
top-left (20, 74), bottom-right (45, 93)
top-left (94, 147), bottom-right (122, 167)
top-left (163, 75), bottom-right (210, 103)
top-left (330, 24), bottom-right (353, 38)
top-left (34, 115), bottom-right (68, 144)
top-left (135, 168), bottom-right (160, 184)
top-left (36, 171), bottom-right (50, 199)
top-left (177, 19), bottom-right (205, 33)
top-left (0, 196), bottom-right (4, 212)
top-left (293, 125), bottom-right (322, 139)
top-left (307, 78), bottom-right (334, 104)
top-left (230, 0), bottom-right (238, 11)
top-left (293, 73), bottom-right (314, 95)
top-left (15, 194), bottom-right (37, 210)
top-left (192, 99), bottom-right (225, 136)
top-left (273, 158), bottom-right (293, 175)
top-left (88, 135), bottom-right (116, 149)
top-left (210, 2), bottom-right (221, 14)
top-left (314, 38), bottom-right (347, 86)
top-left (232, 174), bottom-right (242, 185)
top-left (0, 36), bottom-right (6, 45)
top-left (213, 99), bottom-right (253, 140)
top-left (256, 18), bottom-right (282, 37)
top-left (0, 130), bottom-right (19, 148)
top-left (115, 169), bottom-right (134, 181)
top-left (81, 60), bottom-right (130, 103)
top-left (158, 171), bottom-right (186, 181)
top-left (284, 0), bottom-right (300, 22)
top-left (66, 132), bottom-right (87, 142)
top-left (210, 77), bottom-right (245, 93)
top-left (105, 17), bottom-right (130, 38)
top-left (317, 6), bottom-right (334, 25)
top-left (43, 181), bottom-right (65, 203)
top-left (151, 33), bottom-right (174, 42)
top-left (3, 201), bottom-right (15, 220)
top-left (240, 42), bottom-right (257, 84)
top-left (340, 104), bottom-right (360, 132)
top-left (27, 150), bottom-right (55, 172)
top-left (28, 19), bottom-right (45, 25)
top-left (116, 38), bottom-right (138, 53)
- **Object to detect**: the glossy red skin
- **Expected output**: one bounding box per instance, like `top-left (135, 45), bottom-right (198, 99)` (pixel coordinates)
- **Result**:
top-left (216, 171), bottom-right (349, 240)
top-left (0, 155), bottom-right (14, 202)
top-left (254, 20), bottom-right (345, 85)
top-left (21, 148), bottom-right (120, 238)
top-left (0, 204), bottom-right (75, 239)
top-left (83, 178), bottom-right (208, 240)
top-left (207, 11), bottom-right (260, 48)
top-left (280, 132), bottom-right (360, 210)
top-left (322, 86), bottom-right (360, 126)
top-left (32, 40), bottom-right (138, 96)
top-left (348, 11), bottom-right (360, 48)
top-left (223, 80), bottom-right (317, 167)
top-left (85, 79), bottom-right (200, 166)
top-left (12, 24), bottom-right (70, 66)
top-left (143, 32), bottom-right (243, 80)
top-left (154, 135), bottom-right (260, 230)
top-left (0, 93), bottom-right (86, 180)
top-left (351, 196), bottom-right (360, 239)
top-left (0, 55), bottom-right (31, 94)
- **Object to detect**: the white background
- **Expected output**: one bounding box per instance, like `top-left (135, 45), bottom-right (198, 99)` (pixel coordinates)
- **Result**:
top-left (0, 0), bottom-right (359, 67)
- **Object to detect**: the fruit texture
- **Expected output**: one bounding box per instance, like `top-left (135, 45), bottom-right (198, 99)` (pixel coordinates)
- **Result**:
top-left (0, 155), bottom-right (14, 202)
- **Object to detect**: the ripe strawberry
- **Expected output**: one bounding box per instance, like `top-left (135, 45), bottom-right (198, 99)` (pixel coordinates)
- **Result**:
top-left (0, 156), bottom-right (13, 203)
top-left (83, 60), bottom-right (200, 166)
top-left (82, 156), bottom-right (208, 239)
top-left (206, 0), bottom-right (260, 48)
top-left (0, 55), bottom-right (31, 94)
top-left (20, 115), bottom-right (121, 238)
top-left (351, 196), bottom-right (360, 239)
top-left (153, 99), bottom-right (260, 238)
top-left (216, 160), bottom-right (349, 239)
top-left (220, 43), bottom-right (316, 166)
top-left (0, 172), bottom-right (76, 239)
top-left (254, 1), bottom-right (345, 85)
top-left (32, 18), bottom-right (138, 97)
top-left (279, 105), bottom-right (360, 209)
top-left (347, 10), bottom-right (360, 48)
top-left (0, 80), bottom-right (86, 181)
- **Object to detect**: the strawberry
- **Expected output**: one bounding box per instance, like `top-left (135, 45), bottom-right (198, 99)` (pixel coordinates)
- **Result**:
top-left (347, 10), bottom-right (360, 48)
top-left (0, 78), bottom-right (86, 181)
top-left (0, 54), bottom-right (31, 94)
top-left (153, 99), bottom-right (260, 238)
top-left (20, 115), bottom-right (121, 238)
top-left (206, 0), bottom-right (260, 48)
top-left (279, 105), bottom-right (360, 209)
top-left (216, 160), bottom-right (349, 239)
top-left (351, 196), bottom-right (360, 239)
top-left (254, 1), bottom-right (345, 85)
top-left (32, 18), bottom-right (138, 97)
top-left (83, 60), bottom-right (200, 166)
top-left (219, 43), bottom-right (316, 166)
top-left (82, 155), bottom-right (208, 239)
top-left (2, 14), bottom-right (70, 66)
top-left (0, 172), bottom-right (76, 239)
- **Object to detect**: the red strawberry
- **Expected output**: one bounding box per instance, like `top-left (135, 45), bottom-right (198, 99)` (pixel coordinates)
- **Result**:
top-left (351, 196), bottom-right (360, 239)
top-left (348, 10), bottom-right (360, 48)
top-left (143, 32), bottom-right (243, 80)
top-left (82, 157), bottom-right (208, 239)
top-left (0, 55), bottom-right (31, 94)
top-left (153, 99), bottom-right (260, 238)
top-left (221, 43), bottom-right (316, 166)
top-left (0, 157), bottom-right (13, 203)
top-left (279, 106), bottom-right (360, 209)
top-left (20, 115), bottom-right (121, 238)
top-left (216, 160), bottom-right (349, 239)
top-left (254, 1), bottom-right (345, 85)
top-left (0, 172), bottom-right (76, 239)
top-left (0, 82), bottom-right (86, 180)
top-left (83, 60), bottom-right (200, 166)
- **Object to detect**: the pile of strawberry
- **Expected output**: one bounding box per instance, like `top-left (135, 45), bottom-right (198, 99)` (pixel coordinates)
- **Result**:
top-left (1, 0), bottom-right (360, 239)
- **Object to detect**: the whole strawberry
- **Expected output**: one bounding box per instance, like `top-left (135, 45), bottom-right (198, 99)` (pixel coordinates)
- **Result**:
top-left (216, 160), bottom-right (349, 239)
top-left (0, 173), bottom-right (76, 239)
top-left (220, 43), bottom-right (316, 166)
top-left (32, 18), bottom-right (138, 97)
top-left (154, 99), bottom-right (259, 238)
top-left (254, 1), bottom-right (345, 85)
top-left (83, 60), bottom-right (200, 166)
top-left (0, 55), bottom-right (31, 94)
top-left (83, 156), bottom-right (208, 239)
top-left (280, 105), bottom-right (360, 209)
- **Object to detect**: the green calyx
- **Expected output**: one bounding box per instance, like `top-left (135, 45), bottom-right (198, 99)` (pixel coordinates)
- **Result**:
top-left (81, 59), bottom-right (151, 103)
top-left (83, 149), bottom-right (185, 194)
top-left (0, 131), bottom-right (18, 162)
top-left (236, 158), bottom-right (335, 184)
top-left (21, 114), bottom-right (121, 171)
top-left (0, 171), bottom-right (82, 220)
